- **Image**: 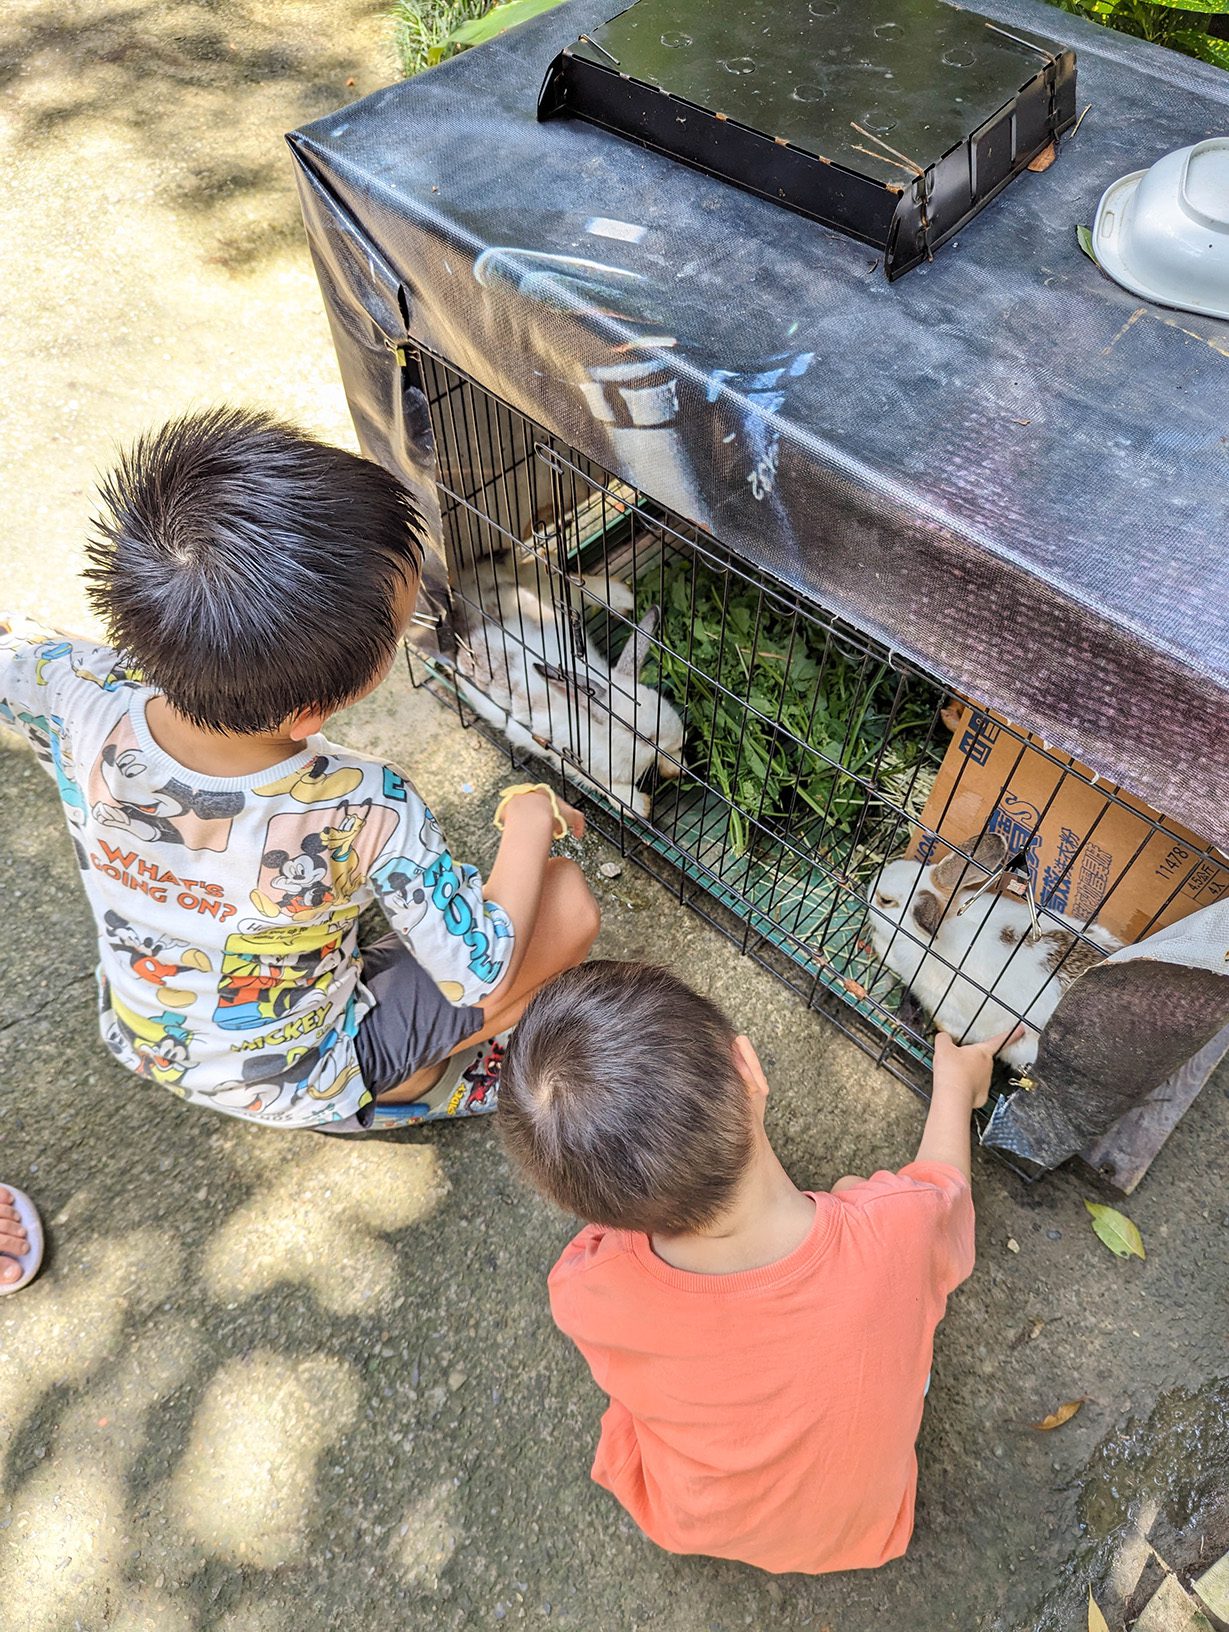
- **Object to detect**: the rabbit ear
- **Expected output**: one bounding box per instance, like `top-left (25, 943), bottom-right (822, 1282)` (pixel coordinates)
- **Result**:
top-left (533, 659), bottom-right (570, 686)
top-left (612, 605), bottom-right (660, 685)
top-left (532, 660), bottom-right (609, 704)
top-left (969, 831), bottom-right (1012, 872)
top-left (931, 831), bottom-right (1011, 897)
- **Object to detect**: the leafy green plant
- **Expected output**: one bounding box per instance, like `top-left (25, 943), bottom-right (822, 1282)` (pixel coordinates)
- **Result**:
top-left (392, 0), bottom-right (567, 77)
top-left (447, 0), bottom-right (569, 49)
top-left (641, 559), bottom-right (944, 868)
top-left (1048, 0), bottom-right (1229, 69)
top-left (391, 0), bottom-right (489, 77)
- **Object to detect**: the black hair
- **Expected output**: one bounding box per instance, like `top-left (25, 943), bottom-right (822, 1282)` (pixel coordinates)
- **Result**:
top-left (84, 407), bottom-right (427, 734)
top-left (499, 961), bottom-right (754, 1235)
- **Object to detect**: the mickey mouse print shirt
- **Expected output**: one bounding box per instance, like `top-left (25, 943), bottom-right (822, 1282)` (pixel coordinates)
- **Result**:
top-left (0, 620), bottom-right (514, 1128)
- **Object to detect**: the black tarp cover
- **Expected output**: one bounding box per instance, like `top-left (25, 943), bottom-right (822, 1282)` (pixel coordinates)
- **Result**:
top-left (288, 0), bottom-right (1229, 853)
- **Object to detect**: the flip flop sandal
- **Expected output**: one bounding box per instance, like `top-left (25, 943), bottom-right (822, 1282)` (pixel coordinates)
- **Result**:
top-left (442, 1036), bottom-right (507, 1119)
top-left (366, 1032), bottom-right (511, 1128)
top-left (0, 1185), bottom-right (44, 1295)
top-left (319, 1031), bottom-right (514, 1134)
top-left (366, 1041), bottom-right (489, 1127)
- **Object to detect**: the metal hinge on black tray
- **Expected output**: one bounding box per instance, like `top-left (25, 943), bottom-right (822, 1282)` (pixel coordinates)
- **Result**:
top-left (538, 0), bottom-right (1077, 278)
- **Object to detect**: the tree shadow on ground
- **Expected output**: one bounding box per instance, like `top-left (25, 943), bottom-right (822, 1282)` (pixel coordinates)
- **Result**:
top-left (0, 0), bottom-right (392, 274)
top-left (4, 699), bottom-right (1229, 1632)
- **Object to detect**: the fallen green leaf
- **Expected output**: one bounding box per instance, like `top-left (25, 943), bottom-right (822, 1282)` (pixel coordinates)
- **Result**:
top-left (1085, 1200), bottom-right (1146, 1260)
top-left (1076, 224), bottom-right (1098, 264)
top-left (1088, 1587), bottom-right (1110, 1632)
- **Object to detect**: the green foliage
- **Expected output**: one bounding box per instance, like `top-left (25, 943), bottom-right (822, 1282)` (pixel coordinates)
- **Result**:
top-left (447, 0), bottom-right (569, 47)
top-left (1169, 24), bottom-right (1229, 59)
top-left (642, 560), bottom-right (943, 865)
top-left (1048, 0), bottom-right (1229, 68)
top-left (392, 0), bottom-right (567, 77)
top-left (391, 0), bottom-right (490, 76)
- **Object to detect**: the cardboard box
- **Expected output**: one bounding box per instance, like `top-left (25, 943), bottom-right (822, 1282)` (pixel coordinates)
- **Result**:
top-left (913, 705), bottom-right (1229, 946)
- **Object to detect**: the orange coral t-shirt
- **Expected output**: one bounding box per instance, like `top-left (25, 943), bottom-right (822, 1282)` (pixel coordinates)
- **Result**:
top-left (548, 1162), bottom-right (974, 1576)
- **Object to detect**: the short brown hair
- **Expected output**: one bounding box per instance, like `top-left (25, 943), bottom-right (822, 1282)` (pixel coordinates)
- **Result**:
top-left (499, 961), bottom-right (754, 1234)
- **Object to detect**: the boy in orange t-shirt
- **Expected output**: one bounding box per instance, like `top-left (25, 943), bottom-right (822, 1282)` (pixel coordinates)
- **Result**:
top-left (499, 961), bottom-right (1019, 1576)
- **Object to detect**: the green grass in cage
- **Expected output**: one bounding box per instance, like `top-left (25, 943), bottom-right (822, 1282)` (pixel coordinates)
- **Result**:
top-left (640, 566), bottom-right (943, 871)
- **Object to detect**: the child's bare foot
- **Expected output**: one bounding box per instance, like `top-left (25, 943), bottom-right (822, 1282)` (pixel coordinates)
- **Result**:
top-left (0, 1184), bottom-right (43, 1292)
top-left (0, 1187), bottom-right (29, 1281)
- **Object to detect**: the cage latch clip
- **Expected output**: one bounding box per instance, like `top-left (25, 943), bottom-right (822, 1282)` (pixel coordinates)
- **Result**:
top-left (383, 336), bottom-right (414, 367)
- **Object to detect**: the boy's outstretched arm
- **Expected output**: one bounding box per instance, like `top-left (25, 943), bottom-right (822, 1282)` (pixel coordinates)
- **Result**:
top-left (482, 788), bottom-right (584, 988)
top-left (914, 1025), bottom-right (1025, 1180)
top-left (831, 1024), bottom-right (1025, 1190)
top-left (830, 1026), bottom-right (1025, 1190)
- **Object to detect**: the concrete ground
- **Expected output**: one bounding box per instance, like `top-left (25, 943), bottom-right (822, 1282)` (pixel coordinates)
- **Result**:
top-left (1, 4), bottom-right (1226, 1630)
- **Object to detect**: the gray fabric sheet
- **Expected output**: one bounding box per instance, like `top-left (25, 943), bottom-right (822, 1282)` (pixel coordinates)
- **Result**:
top-left (288, 0), bottom-right (1229, 849)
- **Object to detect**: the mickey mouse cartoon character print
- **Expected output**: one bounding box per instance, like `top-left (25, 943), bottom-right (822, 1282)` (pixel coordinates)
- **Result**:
top-left (1, 620), bottom-right (515, 1129)
top-left (249, 799), bottom-right (394, 920)
top-left (367, 805), bottom-right (513, 1001)
top-left (89, 716), bottom-right (242, 848)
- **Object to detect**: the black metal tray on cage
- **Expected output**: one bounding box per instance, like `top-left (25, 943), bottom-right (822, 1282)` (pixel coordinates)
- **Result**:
top-left (538, 0), bottom-right (1077, 277)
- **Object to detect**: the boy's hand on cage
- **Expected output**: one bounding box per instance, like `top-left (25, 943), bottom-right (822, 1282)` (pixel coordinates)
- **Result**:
top-left (932, 1024), bottom-right (1026, 1110)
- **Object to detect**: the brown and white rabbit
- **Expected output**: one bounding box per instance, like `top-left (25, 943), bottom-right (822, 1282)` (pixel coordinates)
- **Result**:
top-left (867, 833), bottom-right (1122, 1071)
top-left (451, 554), bottom-right (684, 819)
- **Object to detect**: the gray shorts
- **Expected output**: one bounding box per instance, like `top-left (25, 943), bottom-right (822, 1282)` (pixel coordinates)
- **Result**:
top-left (354, 933), bottom-right (485, 1097)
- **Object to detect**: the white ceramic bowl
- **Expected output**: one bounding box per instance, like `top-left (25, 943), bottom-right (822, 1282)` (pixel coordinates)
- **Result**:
top-left (1093, 137), bottom-right (1229, 321)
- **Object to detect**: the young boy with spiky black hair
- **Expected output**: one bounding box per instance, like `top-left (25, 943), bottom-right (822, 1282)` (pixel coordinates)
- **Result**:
top-left (1, 408), bottom-right (598, 1130)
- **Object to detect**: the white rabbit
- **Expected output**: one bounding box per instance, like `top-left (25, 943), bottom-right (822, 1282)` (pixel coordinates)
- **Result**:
top-left (866, 833), bottom-right (1122, 1071)
top-left (449, 552), bottom-right (684, 820)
